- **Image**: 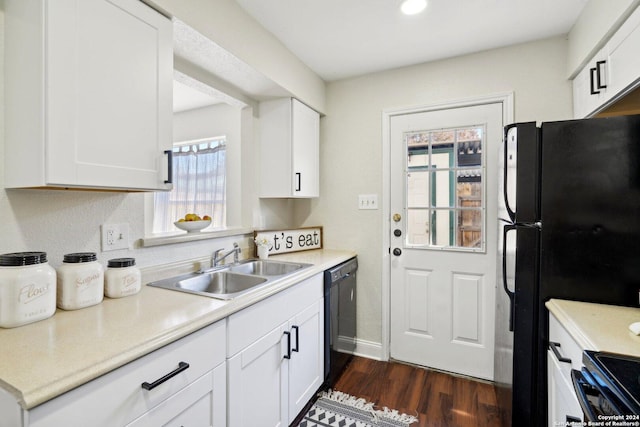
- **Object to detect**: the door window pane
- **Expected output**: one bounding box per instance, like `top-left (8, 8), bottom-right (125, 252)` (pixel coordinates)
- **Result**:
top-left (405, 125), bottom-right (485, 251)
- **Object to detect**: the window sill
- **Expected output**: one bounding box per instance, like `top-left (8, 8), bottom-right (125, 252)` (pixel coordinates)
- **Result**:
top-left (141, 226), bottom-right (254, 248)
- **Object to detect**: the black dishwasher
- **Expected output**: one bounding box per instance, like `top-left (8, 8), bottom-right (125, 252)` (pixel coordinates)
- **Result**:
top-left (323, 257), bottom-right (357, 386)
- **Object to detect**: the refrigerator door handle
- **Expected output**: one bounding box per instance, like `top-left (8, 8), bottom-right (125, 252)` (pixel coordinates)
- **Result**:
top-left (502, 223), bottom-right (517, 332)
top-left (503, 125), bottom-right (517, 222)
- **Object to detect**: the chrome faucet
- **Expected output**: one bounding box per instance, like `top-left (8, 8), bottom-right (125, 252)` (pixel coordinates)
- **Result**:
top-left (212, 242), bottom-right (241, 267)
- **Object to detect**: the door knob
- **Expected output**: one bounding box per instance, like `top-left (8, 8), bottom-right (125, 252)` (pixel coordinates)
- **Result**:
top-left (393, 213), bottom-right (401, 222)
top-left (392, 248), bottom-right (402, 256)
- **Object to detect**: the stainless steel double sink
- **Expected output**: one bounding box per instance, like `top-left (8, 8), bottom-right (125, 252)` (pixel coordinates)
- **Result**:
top-left (147, 259), bottom-right (312, 300)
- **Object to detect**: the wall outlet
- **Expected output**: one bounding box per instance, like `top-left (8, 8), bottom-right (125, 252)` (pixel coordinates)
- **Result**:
top-left (358, 194), bottom-right (378, 210)
top-left (101, 223), bottom-right (130, 251)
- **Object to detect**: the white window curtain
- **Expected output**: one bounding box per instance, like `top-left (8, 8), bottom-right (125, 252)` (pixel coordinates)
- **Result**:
top-left (153, 138), bottom-right (226, 233)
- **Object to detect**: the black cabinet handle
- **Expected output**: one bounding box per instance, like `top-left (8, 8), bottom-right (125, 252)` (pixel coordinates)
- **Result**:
top-left (292, 325), bottom-right (299, 353)
top-left (549, 341), bottom-right (572, 364)
top-left (589, 67), bottom-right (599, 95)
top-left (589, 60), bottom-right (608, 95)
top-left (141, 361), bottom-right (189, 390)
top-left (596, 60), bottom-right (607, 90)
top-left (284, 331), bottom-right (292, 359)
top-left (294, 172), bottom-right (302, 192)
top-left (164, 150), bottom-right (173, 184)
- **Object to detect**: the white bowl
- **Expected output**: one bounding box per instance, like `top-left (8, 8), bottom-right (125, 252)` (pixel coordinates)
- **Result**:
top-left (174, 219), bottom-right (212, 233)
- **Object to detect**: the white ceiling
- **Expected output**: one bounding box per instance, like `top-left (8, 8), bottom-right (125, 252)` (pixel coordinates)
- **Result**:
top-left (233, 0), bottom-right (590, 82)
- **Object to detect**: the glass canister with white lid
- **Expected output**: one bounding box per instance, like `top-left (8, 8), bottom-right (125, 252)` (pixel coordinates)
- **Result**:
top-left (105, 257), bottom-right (141, 298)
top-left (57, 252), bottom-right (104, 310)
top-left (0, 252), bottom-right (57, 328)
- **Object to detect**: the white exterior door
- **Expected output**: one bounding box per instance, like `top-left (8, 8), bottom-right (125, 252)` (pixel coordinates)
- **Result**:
top-left (389, 102), bottom-right (502, 380)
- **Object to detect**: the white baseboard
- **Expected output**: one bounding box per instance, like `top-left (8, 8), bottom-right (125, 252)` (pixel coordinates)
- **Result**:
top-left (336, 336), bottom-right (385, 361)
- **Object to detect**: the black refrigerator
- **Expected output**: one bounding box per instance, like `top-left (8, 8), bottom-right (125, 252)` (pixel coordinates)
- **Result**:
top-left (494, 115), bottom-right (640, 426)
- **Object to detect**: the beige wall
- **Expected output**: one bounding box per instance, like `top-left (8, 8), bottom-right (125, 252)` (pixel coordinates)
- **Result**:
top-left (295, 36), bottom-right (574, 347)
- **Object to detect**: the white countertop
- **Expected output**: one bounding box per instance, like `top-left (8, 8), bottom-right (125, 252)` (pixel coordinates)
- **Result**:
top-left (0, 249), bottom-right (356, 410)
top-left (546, 298), bottom-right (640, 357)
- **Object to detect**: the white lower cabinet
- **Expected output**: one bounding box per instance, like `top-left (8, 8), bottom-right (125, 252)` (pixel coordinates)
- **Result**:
top-left (26, 321), bottom-right (226, 427)
top-left (547, 313), bottom-right (586, 425)
top-left (547, 350), bottom-right (583, 425)
top-left (227, 274), bottom-right (324, 427)
top-left (2, 275), bottom-right (326, 427)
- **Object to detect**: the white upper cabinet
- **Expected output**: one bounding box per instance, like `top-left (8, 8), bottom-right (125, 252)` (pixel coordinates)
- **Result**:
top-left (259, 98), bottom-right (320, 198)
top-left (4, 0), bottom-right (173, 191)
top-left (573, 5), bottom-right (640, 118)
top-left (606, 5), bottom-right (640, 102)
top-left (572, 47), bottom-right (610, 119)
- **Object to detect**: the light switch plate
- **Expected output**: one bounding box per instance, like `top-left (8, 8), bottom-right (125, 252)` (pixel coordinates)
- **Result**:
top-left (358, 194), bottom-right (378, 210)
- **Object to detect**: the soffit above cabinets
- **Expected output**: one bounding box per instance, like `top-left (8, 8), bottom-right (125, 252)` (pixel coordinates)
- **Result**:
top-left (172, 18), bottom-right (290, 111)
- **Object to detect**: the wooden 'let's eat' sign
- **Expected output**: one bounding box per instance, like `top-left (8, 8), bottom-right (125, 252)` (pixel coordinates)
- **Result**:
top-left (254, 227), bottom-right (323, 255)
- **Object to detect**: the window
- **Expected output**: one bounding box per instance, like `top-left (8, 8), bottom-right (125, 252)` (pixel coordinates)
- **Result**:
top-left (405, 125), bottom-right (484, 250)
top-left (153, 137), bottom-right (226, 233)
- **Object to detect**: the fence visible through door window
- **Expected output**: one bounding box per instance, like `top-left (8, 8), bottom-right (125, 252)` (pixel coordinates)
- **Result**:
top-left (404, 125), bottom-right (485, 251)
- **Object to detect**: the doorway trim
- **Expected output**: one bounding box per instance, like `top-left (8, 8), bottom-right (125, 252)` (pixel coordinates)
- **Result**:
top-left (380, 92), bottom-right (514, 361)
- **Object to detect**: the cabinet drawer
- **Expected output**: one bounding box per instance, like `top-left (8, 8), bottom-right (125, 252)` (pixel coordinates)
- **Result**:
top-left (227, 274), bottom-right (322, 357)
top-left (126, 363), bottom-right (226, 427)
top-left (548, 313), bottom-right (583, 383)
top-left (29, 320), bottom-right (226, 427)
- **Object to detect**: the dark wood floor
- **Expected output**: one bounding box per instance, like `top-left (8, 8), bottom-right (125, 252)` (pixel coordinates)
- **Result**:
top-left (331, 356), bottom-right (503, 427)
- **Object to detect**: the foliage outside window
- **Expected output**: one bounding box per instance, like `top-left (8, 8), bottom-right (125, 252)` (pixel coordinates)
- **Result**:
top-left (153, 137), bottom-right (226, 233)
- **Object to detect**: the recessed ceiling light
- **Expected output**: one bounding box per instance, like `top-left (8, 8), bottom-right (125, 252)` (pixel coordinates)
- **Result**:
top-left (401, 0), bottom-right (427, 15)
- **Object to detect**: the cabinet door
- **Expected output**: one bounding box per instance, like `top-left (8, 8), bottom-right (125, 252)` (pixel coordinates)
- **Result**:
top-left (572, 48), bottom-right (609, 118)
top-left (46, 0), bottom-right (173, 190)
top-left (291, 99), bottom-right (320, 197)
top-left (228, 322), bottom-right (289, 427)
top-left (288, 299), bottom-right (324, 422)
top-left (607, 6), bottom-right (640, 100)
top-left (547, 351), bottom-right (583, 425)
top-left (259, 98), bottom-right (319, 198)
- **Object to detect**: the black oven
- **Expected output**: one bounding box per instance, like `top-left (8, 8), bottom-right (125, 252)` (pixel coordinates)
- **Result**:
top-left (572, 351), bottom-right (640, 421)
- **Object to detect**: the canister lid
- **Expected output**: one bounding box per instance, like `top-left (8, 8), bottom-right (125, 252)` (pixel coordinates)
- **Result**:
top-left (0, 252), bottom-right (48, 266)
top-left (107, 257), bottom-right (136, 268)
top-left (63, 252), bottom-right (97, 263)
